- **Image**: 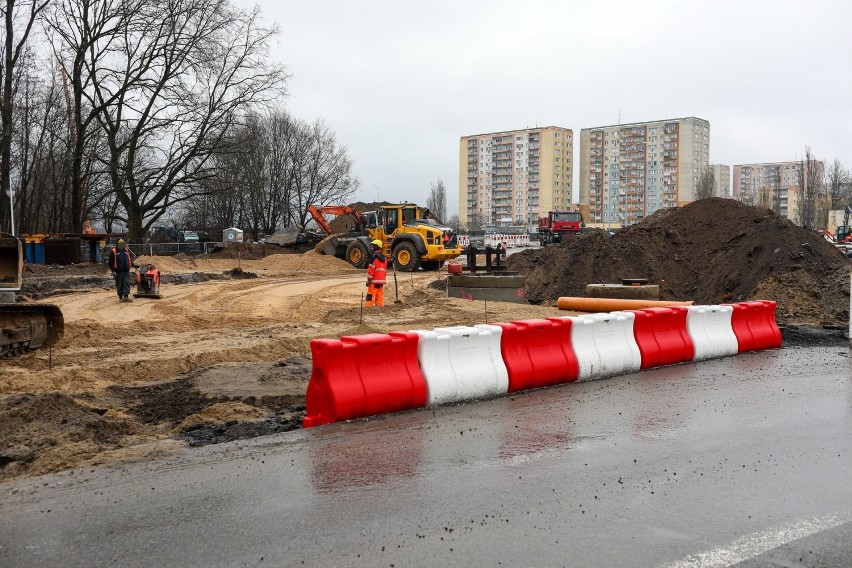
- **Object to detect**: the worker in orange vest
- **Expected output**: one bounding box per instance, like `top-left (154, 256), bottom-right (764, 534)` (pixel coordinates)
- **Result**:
top-left (365, 239), bottom-right (387, 307)
top-left (109, 239), bottom-right (135, 302)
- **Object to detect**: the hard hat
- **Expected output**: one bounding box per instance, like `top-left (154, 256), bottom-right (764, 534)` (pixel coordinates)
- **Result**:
top-left (371, 239), bottom-right (382, 248)
top-left (117, 239), bottom-right (125, 245)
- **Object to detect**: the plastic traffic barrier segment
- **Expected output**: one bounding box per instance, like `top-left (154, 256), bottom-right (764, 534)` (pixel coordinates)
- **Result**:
top-left (627, 307), bottom-right (695, 369)
top-left (555, 312), bottom-right (642, 381)
top-left (685, 305), bottom-right (739, 361)
top-left (302, 332), bottom-right (428, 428)
top-left (723, 300), bottom-right (782, 352)
top-left (493, 318), bottom-right (579, 392)
top-left (413, 325), bottom-right (509, 406)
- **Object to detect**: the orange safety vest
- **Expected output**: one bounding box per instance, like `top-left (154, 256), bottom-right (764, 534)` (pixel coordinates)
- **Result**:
top-left (111, 247), bottom-right (133, 271)
top-left (367, 253), bottom-right (387, 285)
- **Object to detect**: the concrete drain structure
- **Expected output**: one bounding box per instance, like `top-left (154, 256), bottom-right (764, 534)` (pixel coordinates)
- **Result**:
top-left (586, 278), bottom-right (660, 300)
top-left (447, 273), bottom-right (528, 303)
top-left (448, 245), bottom-right (526, 303)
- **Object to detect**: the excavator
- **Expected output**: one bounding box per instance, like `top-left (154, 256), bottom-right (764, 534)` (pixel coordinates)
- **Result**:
top-left (0, 236), bottom-right (64, 358)
top-left (307, 203), bottom-right (462, 271)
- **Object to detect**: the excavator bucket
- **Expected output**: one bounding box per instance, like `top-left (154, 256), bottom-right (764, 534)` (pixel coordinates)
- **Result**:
top-left (0, 237), bottom-right (65, 358)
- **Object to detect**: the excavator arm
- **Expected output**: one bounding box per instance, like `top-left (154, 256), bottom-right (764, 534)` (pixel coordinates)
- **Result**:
top-left (307, 204), bottom-right (364, 235)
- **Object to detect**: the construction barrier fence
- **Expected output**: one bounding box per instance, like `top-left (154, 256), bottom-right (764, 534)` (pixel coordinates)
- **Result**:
top-left (302, 301), bottom-right (782, 428)
top-left (458, 234), bottom-right (533, 248)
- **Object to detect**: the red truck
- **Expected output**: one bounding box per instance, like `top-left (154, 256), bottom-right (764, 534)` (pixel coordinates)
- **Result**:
top-left (538, 210), bottom-right (583, 245)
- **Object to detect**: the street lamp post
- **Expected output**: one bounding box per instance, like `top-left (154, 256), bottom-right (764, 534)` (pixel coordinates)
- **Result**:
top-left (371, 184), bottom-right (380, 203)
top-left (5, 188), bottom-right (15, 237)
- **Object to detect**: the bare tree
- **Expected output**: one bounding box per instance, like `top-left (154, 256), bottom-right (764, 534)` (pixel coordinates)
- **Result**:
top-left (824, 158), bottom-right (850, 211)
top-left (46, 0), bottom-right (143, 235)
top-left (445, 213), bottom-right (460, 233)
top-left (426, 178), bottom-right (447, 222)
top-left (49, 0), bottom-right (286, 240)
top-left (756, 186), bottom-right (772, 210)
top-left (465, 210), bottom-right (482, 232)
top-left (769, 166), bottom-right (783, 215)
top-left (289, 118), bottom-right (359, 230)
top-left (695, 166), bottom-right (715, 200)
top-left (796, 146), bottom-right (822, 229)
top-left (0, 0), bottom-right (51, 233)
top-left (182, 111), bottom-right (358, 239)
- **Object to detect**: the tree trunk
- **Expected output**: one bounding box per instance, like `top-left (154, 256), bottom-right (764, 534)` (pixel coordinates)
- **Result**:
top-left (0, 3), bottom-right (14, 234)
top-left (126, 204), bottom-right (144, 242)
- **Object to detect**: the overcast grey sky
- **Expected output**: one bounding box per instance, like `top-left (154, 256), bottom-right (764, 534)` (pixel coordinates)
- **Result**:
top-left (237, 0), bottom-right (852, 216)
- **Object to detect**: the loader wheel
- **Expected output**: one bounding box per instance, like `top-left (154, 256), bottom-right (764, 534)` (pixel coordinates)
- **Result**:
top-left (345, 241), bottom-right (369, 269)
top-left (393, 242), bottom-right (421, 272)
top-left (420, 260), bottom-right (441, 271)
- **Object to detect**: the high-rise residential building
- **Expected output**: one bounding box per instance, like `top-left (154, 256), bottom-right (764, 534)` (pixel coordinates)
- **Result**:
top-left (711, 164), bottom-right (731, 197)
top-left (459, 126), bottom-right (573, 229)
top-left (578, 117), bottom-right (710, 226)
top-left (732, 161), bottom-right (824, 221)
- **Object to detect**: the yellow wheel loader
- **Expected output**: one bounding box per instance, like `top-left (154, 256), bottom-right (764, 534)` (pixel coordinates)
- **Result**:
top-left (308, 203), bottom-right (462, 271)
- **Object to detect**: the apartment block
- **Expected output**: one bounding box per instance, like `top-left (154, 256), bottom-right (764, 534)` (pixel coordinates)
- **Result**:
top-left (459, 126), bottom-right (573, 229)
top-left (711, 164), bottom-right (731, 197)
top-left (579, 117), bottom-right (710, 226)
top-left (732, 161), bottom-right (824, 221)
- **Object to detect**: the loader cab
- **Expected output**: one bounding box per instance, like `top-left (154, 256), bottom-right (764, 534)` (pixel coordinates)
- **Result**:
top-left (361, 211), bottom-right (379, 229)
top-left (381, 208), bottom-right (396, 234)
top-left (381, 205), bottom-right (420, 236)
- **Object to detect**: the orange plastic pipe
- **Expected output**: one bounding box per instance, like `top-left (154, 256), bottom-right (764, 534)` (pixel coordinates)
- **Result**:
top-left (557, 297), bottom-right (694, 312)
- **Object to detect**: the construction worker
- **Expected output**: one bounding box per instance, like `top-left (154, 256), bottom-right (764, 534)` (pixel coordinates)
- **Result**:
top-left (365, 239), bottom-right (387, 307)
top-left (109, 239), bottom-right (135, 302)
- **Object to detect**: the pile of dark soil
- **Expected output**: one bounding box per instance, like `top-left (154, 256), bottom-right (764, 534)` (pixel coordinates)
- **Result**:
top-left (20, 274), bottom-right (114, 299)
top-left (328, 201), bottom-right (393, 233)
top-left (224, 267), bottom-right (258, 279)
top-left (176, 408), bottom-right (303, 448)
top-left (0, 392), bottom-right (139, 479)
top-left (205, 241), bottom-right (294, 259)
top-left (507, 198), bottom-right (851, 325)
top-left (326, 201), bottom-right (443, 233)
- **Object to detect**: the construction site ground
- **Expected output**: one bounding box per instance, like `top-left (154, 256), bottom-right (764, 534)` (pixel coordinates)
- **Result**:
top-left (1, 253), bottom-right (563, 482)
top-left (3, 200), bottom-right (851, 483)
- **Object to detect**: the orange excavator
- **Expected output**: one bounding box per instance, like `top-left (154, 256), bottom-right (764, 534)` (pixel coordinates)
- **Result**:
top-left (307, 204), bottom-right (369, 235)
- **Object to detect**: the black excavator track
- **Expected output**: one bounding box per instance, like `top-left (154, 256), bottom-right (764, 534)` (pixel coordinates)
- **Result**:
top-left (0, 303), bottom-right (65, 358)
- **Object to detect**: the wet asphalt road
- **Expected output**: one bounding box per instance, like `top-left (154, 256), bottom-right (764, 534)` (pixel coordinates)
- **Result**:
top-left (2, 343), bottom-right (851, 567)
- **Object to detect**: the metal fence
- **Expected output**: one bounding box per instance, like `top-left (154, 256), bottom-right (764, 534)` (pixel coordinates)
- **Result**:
top-left (82, 241), bottom-right (223, 263)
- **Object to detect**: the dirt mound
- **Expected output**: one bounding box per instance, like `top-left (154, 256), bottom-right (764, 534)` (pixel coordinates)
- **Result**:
top-left (173, 402), bottom-right (268, 432)
top-left (328, 201), bottom-right (394, 233)
top-left (0, 392), bottom-right (140, 479)
top-left (134, 252), bottom-right (357, 275)
top-left (224, 267), bottom-right (258, 279)
top-left (134, 254), bottom-right (197, 273)
top-left (507, 198), bottom-right (851, 325)
top-left (206, 242), bottom-right (296, 260)
top-left (253, 252), bottom-right (356, 273)
top-left (25, 263), bottom-right (109, 277)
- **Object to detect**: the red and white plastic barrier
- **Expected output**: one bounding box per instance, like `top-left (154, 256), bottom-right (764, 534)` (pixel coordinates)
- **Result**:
top-left (563, 312), bottom-right (642, 381)
top-left (303, 332), bottom-right (428, 428)
top-left (724, 300), bottom-right (782, 352)
top-left (413, 325), bottom-right (509, 405)
top-left (686, 305), bottom-right (739, 361)
top-left (627, 307), bottom-right (695, 369)
top-left (302, 301), bottom-right (783, 428)
top-left (493, 318), bottom-right (579, 392)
